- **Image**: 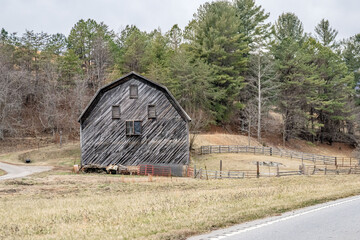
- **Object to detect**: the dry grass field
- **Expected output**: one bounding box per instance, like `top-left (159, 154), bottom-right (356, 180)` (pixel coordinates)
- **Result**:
top-left (0, 134), bottom-right (358, 239)
top-left (1, 174), bottom-right (360, 240)
top-left (0, 142), bottom-right (80, 167)
top-left (192, 153), bottom-right (304, 172)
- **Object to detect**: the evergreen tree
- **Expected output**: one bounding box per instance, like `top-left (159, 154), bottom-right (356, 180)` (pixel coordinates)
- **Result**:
top-left (166, 24), bottom-right (182, 51)
top-left (342, 33), bottom-right (360, 104)
top-left (233, 0), bottom-right (271, 50)
top-left (167, 47), bottom-right (215, 122)
top-left (67, 19), bottom-right (113, 90)
top-left (314, 19), bottom-right (338, 48)
top-left (306, 38), bottom-right (355, 144)
top-left (188, 1), bottom-right (249, 122)
top-left (117, 25), bottom-right (149, 73)
top-left (272, 13), bottom-right (307, 143)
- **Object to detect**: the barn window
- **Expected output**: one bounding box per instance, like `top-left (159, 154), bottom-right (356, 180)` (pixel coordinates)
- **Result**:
top-left (148, 104), bottom-right (156, 119)
top-left (112, 105), bottom-right (120, 119)
top-left (126, 121), bottom-right (142, 135)
top-left (130, 85), bottom-right (138, 99)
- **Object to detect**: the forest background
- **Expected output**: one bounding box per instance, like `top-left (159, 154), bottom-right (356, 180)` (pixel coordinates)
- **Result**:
top-left (1, 0), bottom-right (360, 147)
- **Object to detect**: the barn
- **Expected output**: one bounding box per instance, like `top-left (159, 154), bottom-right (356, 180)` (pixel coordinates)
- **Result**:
top-left (78, 72), bottom-right (191, 170)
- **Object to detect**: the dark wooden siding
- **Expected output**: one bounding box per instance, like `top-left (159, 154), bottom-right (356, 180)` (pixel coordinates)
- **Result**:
top-left (81, 77), bottom-right (189, 166)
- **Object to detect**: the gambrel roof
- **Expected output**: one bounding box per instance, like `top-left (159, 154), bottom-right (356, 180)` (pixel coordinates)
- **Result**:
top-left (78, 72), bottom-right (191, 123)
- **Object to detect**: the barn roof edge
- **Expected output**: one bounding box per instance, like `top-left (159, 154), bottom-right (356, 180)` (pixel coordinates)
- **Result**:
top-left (78, 71), bottom-right (191, 123)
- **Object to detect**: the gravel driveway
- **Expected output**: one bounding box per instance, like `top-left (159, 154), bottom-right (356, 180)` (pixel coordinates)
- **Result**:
top-left (0, 162), bottom-right (52, 181)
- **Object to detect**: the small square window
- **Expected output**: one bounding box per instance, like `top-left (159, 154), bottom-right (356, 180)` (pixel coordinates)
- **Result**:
top-left (148, 105), bottom-right (156, 119)
top-left (126, 120), bottom-right (142, 135)
top-left (130, 85), bottom-right (138, 99)
top-left (112, 105), bottom-right (120, 119)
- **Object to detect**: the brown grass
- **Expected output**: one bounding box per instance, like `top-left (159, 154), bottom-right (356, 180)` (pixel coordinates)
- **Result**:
top-left (1, 174), bottom-right (360, 240)
top-left (194, 133), bottom-right (355, 158)
top-left (192, 153), bottom-right (303, 171)
top-left (0, 136), bottom-right (359, 239)
top-left (193, 134), bottom-right (262, 149)
top-left (0, 142), bottom-right (80, 167)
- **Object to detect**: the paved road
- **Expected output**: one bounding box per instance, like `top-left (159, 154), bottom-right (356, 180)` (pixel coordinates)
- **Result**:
top-left (0, 162), bottom-right (52, 181)
top-left (189, 195), bottom-right (360, 240)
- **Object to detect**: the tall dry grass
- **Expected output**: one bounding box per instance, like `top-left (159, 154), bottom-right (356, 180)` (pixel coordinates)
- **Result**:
top-left (1, 174), bottom-right (360, 239)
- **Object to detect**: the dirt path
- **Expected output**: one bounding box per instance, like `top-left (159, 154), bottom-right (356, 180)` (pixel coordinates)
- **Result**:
top-left (0, 162), bottom-right (52, 181)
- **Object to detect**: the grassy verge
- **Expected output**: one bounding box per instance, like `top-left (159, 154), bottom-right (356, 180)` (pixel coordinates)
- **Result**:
top-left (0, 169), bottom-right (6, 176)
top-left (1, 174), bottom-right (360, 240)
top-left (0, 142), bottom-right (80, 167)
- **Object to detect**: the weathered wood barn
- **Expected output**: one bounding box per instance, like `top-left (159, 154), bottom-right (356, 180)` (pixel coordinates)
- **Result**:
top-left (78, 72), bottom-right (191, 167)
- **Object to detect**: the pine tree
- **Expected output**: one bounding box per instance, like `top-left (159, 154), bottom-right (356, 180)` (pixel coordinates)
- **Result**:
top-left (188, 1), bottom-right (249, 122)
top-left (67, 19), bottom-right (113, 90)
top-left (342, 34), bottom-right (360, 104)
top-left (314, 19), bottom-right (338, 48)
top-left (166, 24), bottom-right (182, 51)
top-left (117, 25), bottom-right (149, 73)
top-left (272, 13), bottom-right (307, 144)
top-left (233, 0), bottom-right (271, 50)
top-left (307, 38), bottom-right (355, 144)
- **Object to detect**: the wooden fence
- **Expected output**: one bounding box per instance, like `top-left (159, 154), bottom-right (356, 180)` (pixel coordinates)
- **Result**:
top-left (193, 161), bottom-right (360, 180)
top-left (200, 145), bottom-right (359, 166)
top-left (193, 168), bottom-right (258, 179)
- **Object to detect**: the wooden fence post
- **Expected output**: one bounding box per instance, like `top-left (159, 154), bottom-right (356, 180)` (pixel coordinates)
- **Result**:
top-left (276, 165), bottom-right (280, 177)
top-left (194, 165), bottom-right (197, 178)
top-left (220, 160), bottom-right (222, 178)
top-left (270, 147), bottom-right (273, 156)
top-left (257, 161), bottom-right (260, 178)
top-left (335, 157), bottom-right (337, 167)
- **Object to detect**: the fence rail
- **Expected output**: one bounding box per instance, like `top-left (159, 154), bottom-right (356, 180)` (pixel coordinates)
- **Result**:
top-left (194, 168), bottom-right (258, 179)
top-left (193, 162), bottom-right (360, 180)
top-left (200, 145), bottom-right (359, 166)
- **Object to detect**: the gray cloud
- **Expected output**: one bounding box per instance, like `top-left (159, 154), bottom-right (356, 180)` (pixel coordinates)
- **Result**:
top-left (0, 0), bottom-right (359, 40)
top-left (257, 0), bottom-right (360, 40)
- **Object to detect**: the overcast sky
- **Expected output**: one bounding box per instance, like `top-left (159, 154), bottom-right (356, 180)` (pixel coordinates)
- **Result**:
top-left (1, 0), bottom-right (359, 40)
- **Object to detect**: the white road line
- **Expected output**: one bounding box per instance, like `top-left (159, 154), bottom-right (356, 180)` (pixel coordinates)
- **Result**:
top-left (208, 196), bottom-right (360, 240)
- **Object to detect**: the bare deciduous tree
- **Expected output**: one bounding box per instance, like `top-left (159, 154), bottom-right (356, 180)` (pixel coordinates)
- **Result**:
top-left (246, 40), bottom-right (278, 142)
top-left (90, 36), bottom-right (112, 90)
top-left (0, 51), bottom-right (25, 139)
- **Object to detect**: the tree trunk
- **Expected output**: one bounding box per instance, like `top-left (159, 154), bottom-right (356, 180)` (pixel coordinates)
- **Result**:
top-left (257, 57), bottom-right (261, 141)
top-left (248, 116), bottom-right (251, 146)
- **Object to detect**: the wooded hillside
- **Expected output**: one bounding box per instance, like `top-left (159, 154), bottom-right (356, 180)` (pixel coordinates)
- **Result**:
top-left (1, 0), bottom-right (359, 146)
